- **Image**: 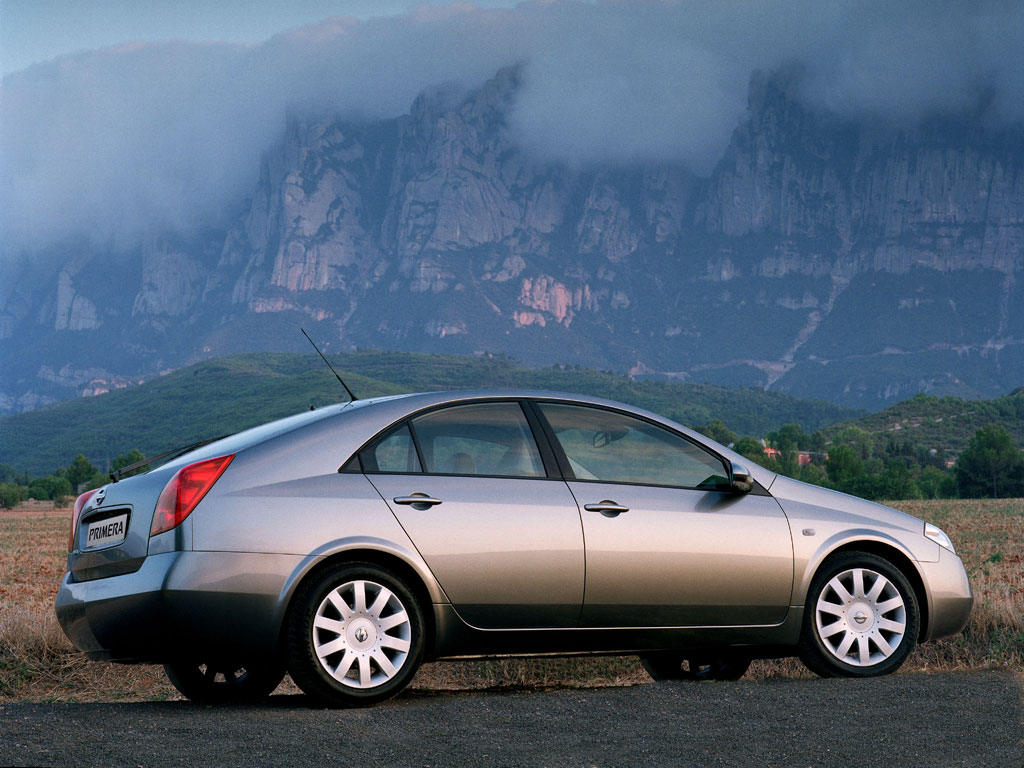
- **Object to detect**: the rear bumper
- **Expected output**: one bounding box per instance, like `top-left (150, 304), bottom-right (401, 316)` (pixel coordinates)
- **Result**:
top-left (55, 551), bottom-right (305, 662)
top-left (920, 548), bottom-right (973, 642)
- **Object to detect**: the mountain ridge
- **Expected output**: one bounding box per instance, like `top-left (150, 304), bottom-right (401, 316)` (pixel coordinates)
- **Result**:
top-left (2, 65), bottom-right (1021, 413)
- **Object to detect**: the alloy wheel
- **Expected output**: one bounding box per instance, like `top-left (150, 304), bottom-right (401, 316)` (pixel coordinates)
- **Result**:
top-left (814, 566), bottom-right (907, 667)
top-left (312, 578), bottom-right (413, 689)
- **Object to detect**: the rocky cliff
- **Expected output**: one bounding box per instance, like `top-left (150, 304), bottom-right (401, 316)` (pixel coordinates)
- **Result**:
top-left (2, 66), bottom-right (1022, 413)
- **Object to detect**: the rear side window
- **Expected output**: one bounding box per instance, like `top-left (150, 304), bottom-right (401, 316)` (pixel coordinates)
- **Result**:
top-left (411, 402), bottom-right (545, 478)
top-left (363, 424), bottom-right (422, 473)
top-left (538, 403), bottom-right (730, 489)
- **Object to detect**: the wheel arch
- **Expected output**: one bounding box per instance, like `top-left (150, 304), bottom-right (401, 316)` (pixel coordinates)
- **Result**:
top-left (275, 546), bottom-right (441, 661)
top-left (805, 539), bottom-right (930, 642)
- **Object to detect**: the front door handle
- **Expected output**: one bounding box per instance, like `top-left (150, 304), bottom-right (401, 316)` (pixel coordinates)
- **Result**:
top-left (583, 500), bottom-right (629, 516)
top-left (393, 494), bottom-right (443, 508)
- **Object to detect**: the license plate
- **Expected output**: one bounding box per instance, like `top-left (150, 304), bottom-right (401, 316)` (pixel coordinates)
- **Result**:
top-left (85, 513), bottom-right (129, 549)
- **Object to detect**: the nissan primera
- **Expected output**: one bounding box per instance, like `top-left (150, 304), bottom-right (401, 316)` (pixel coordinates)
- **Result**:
top-left (56, 390), bottom-right (972, 706)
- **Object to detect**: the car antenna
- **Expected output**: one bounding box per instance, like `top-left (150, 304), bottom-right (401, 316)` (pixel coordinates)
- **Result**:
top-left (301, 328), bottom-right (358, 402)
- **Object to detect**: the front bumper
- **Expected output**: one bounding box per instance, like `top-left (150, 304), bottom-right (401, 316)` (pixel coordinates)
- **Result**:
top-left (55, 551), bottom-right (305, 662)
top-left (920, 547), bottom-right (973, 642)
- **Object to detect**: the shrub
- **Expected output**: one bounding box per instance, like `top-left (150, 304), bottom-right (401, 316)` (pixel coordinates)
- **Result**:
top-left (0, 482), bottom-right (23, 509)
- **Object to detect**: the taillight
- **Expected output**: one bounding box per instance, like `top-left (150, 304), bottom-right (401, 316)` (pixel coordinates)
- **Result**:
top-left (151, 454), bottom-right (235, 537)
top-left (69, 489), bottom-right (98, 552)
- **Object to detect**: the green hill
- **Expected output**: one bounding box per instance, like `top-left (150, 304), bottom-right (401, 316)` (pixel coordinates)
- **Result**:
top-left (822, 389), bottom-right (1024, 458)
top-left (0, 351), bottom-right (862, 475)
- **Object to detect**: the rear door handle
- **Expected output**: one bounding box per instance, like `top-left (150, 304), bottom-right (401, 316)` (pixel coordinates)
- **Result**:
top-left (393, 494), bottom-right (443, 507)
top-left (583, 500), bottom-right (629, 516)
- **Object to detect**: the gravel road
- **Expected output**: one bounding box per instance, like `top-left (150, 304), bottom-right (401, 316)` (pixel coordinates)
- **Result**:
top-left (2, 671), bottom-right (1021, 767)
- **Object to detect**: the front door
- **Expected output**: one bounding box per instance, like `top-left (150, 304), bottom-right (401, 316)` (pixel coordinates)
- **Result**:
top-left (535, 402), bottom-right (793, 628)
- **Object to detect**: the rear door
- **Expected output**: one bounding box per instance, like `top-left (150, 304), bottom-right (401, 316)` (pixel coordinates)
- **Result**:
top-left (363, 400), bottom-right (585, 629)
top-left (534, 401), bottom-right (793, 628)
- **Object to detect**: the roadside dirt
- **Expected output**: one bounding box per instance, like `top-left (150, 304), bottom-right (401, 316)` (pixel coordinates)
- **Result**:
top-left (1, 500), bottom-right (65, 519)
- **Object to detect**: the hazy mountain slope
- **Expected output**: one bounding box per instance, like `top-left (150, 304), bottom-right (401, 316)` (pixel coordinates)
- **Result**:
top-left (2, 67), bottom-right (1021, 414)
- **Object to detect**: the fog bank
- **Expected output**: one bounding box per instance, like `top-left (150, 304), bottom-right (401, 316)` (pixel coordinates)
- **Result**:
top-left (2, 0), bottom-right (1021, 257)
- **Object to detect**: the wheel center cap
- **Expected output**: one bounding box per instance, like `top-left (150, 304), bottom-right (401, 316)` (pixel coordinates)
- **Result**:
top-left (848, 601), bottom-right (875, 631)
top-left (348, 618), bottom-right (377, 651)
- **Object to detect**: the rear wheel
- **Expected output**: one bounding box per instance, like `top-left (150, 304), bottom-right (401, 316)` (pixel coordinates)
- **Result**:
top-left (641, 653), bottom-right (750, 681)
top-left (164, 658), bottom-right (285, 704)
top-left (287, 562), bottom-right (425, 707)
top-left (799, 551), bottom-right (919, 678)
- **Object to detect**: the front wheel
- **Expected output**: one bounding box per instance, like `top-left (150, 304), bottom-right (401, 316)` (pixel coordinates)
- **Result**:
top-left (286, 562), bottom-right (425, 707)
top-left (163, 658), bottom-right (285, 704)
top-left (799, 552), bottom-right (920, 678)
top-left (641, 653), bottom-right (751, 681)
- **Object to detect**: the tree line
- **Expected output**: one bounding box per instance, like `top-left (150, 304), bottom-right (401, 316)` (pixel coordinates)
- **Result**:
top-left (2, 420), bottom-right (1023, 509)
top-left (696, 420), bottom-right (1024, 500)
top-left (0, 451), bottom-right (147, 509)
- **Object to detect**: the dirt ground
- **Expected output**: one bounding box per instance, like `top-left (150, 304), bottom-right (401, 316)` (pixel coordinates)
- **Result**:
top-left (1, 498), bottom-right (1021, 703)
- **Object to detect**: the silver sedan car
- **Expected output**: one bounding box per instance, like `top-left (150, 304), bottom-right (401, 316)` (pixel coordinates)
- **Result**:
top-left (56, 390), bottom-right (972, 705)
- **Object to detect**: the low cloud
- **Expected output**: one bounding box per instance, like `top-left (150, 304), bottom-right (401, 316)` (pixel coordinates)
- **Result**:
top-left (1, 0), bottom-right (1021, 257)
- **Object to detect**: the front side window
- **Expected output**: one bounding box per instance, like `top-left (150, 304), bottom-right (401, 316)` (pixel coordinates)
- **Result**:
top-left (411, 402), bottom-right (545, 478)
top-left (538, 403), bottom-right (729, 489)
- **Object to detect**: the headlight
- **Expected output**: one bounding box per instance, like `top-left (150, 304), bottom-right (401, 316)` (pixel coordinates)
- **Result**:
top-left (925, 522), bottom-right (955, 554)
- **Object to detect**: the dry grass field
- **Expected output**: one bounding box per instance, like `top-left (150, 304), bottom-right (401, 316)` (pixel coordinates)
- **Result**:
top-left (1, 498), bottom-right (1020, 702)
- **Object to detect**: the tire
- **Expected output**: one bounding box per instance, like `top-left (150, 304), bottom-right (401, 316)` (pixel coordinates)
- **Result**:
top-left (163, 658), bottom-right (285, 704)
top-left (799, 551), bottom-right (920, 678)
top-left (286, 562), bottom-right (425, 707)
top-left (641, 652), bottom-right (751, 681)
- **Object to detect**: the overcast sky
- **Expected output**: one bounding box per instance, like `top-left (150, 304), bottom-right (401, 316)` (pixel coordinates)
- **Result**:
top-left (2, 0), bottom-right (1022, 259)
top-left (0, 0), bottom-right (524, 75)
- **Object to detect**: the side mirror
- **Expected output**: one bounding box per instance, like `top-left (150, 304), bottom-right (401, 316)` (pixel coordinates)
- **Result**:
top-left (730, 461), bottom-right (753, 493)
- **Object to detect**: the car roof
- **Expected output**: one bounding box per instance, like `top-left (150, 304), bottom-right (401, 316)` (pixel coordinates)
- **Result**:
top-left (154, 388), bottom-right (777, 489)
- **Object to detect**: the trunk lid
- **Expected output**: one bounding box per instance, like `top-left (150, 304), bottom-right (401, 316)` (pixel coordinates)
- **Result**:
top-left (68, 468), bottom-right (173, 582)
